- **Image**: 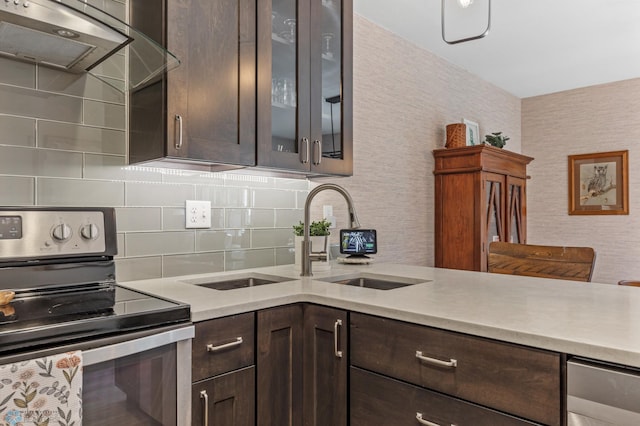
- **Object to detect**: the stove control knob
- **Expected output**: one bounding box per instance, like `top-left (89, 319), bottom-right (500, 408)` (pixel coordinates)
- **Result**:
top-left (80, 224), bottom-right (99, 240)
top-left (52, 223), bottom-right (72, 242)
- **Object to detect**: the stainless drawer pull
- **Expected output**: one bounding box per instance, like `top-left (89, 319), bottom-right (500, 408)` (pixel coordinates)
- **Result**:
top-left (415, 351), bottom-right (457, 368)
top-left (416, 412), bottom-right (455, 426)
top-left (207, 337), bottom-right (243, 352)
top-left (334, 319), bottom-right (343, 358)
top-left (200, 390), bottom-right (209, 426)
top-left (175, 115), bottom-right (183, 149)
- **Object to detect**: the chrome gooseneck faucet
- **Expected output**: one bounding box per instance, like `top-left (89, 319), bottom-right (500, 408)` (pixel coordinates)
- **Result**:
top-left (302, 183), bottom-right (361, 276)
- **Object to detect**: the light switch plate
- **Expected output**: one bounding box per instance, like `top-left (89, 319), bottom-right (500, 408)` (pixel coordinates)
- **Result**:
top-left (185, 200), bottom-right (211, 229)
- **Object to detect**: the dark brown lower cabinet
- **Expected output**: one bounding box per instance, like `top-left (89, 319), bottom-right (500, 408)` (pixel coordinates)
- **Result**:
top-left (350, 367), bottom-right (538, 426)
top-left (192, 366), bottom-right (255, 426)
top-left (257, 305), bottom-right (304, 426)
top-left (303, 305), bottom-right (348, 426)
top-left (256, 304), bottom-right (348, 426)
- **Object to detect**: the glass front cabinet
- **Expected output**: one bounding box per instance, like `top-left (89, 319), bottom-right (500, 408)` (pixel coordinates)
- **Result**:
top-left (433, 145), bottom-right (534, 272)
top-left (257, 0), bottom-right (353, 176)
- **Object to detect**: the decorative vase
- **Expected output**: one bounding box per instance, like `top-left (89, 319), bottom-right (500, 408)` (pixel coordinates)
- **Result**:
top-left (294, 235), bottom-right (331, 272)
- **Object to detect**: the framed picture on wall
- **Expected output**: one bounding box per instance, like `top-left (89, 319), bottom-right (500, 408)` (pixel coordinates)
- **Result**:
top-left (462, 119), bottom-right (479, 146)
top-left (568, 150), bottom-right (629, 215)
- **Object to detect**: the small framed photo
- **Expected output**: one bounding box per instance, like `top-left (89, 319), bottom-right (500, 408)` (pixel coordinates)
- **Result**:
top-left (462, 118), bottom-right (480, 146)
top-left (568, 150), bottom-right (629, 215)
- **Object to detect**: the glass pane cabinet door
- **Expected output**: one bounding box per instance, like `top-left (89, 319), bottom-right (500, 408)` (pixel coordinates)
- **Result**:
top-left (271, 0), bottom-right (299, 155)
top-left (485, 179), bottom-right (503, 245)
top-left (319, 0), bottom-right (342, 161)
top-left (507, 177), bottom-right (526, 244)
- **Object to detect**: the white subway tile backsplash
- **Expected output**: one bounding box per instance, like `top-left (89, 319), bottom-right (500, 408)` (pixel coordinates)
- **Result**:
top-left (115, 256), bottom-right (163, 281)
top-left (197, 229), bottom-right (250, 252)
top-left (252, 188), bottom-right (297, 209)
top-left (116, 207), bottom-right (162, 232)
top-left (0, 116), bottom-right (35, 147)
top-left (126, 182), bottom-right (195, 206)
top-left (37, 68), bottom-right (125, 104)
top-left (0, 85), bottom-right (83, 123)
top-left (125, 231), bottom-right (195, 256)
top-left (0, 146), bottom-right (83, 178)
top-left (163, 252), bottom-right (225, 277)
top-left (37, 178), bottom-right (125, 206)
top-left (0, 177), bottom-right (35, 205)
top-left (0, 58), bottom-right (35, 88)
top-left (38, 121), bottom-right (125, 155)
top-left (225, 248), bottom-right (276, 271)
top-left (83, 100), bottom-right (126, 129)
top-left (252, 228), bottom-right (293, 248)
top-left (226, 209), bottom-right (275, 228)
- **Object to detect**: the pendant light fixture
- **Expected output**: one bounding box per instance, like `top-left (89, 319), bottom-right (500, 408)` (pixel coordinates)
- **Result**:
top-left (442, 0), bottom-right (491, 45)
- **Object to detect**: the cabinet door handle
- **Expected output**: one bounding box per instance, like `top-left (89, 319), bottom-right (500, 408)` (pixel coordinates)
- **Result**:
top-left (207, 336), bottom-right (243, 352)
top-left (334, 319), bottom-right (343, 358)
top-left (200, 390), bottom-right (209, 426)
top-left (415, 351), bottom-right (457, 368)
top-left (300, 137), bottom-right (310, 164)
top-left (416, 412), bottom-right (455, 426)
top-left (175, 115), bottom-right (183, 149)
top-left (313, 139), bottom-right (322, 165)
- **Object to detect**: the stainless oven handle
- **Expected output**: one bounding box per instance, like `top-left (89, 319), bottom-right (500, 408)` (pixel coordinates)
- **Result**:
top-left (83, 326), bottom-right (195, 366)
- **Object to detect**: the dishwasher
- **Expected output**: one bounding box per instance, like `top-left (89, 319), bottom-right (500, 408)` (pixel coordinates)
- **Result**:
top-left (568, 357), bottom-right (640, 425)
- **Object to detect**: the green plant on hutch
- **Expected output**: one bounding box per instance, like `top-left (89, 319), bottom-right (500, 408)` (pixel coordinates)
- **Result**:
top-left (484, 132), bottom-right (510, 148)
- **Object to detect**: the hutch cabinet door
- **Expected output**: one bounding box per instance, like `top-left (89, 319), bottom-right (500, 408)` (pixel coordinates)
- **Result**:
top-left (506, 176), bottom-right (527, 244)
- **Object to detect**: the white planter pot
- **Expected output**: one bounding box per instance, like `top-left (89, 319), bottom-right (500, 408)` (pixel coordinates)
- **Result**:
top-left (294, 235), bottom-right (331, 272)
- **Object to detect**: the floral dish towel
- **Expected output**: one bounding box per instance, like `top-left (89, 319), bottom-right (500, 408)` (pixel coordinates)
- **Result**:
top-left (0, 351), bottom-right (82, 426)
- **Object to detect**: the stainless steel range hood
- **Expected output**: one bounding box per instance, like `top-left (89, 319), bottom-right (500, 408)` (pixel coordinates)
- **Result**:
top-left (0, 0), bottom-right (179, 90)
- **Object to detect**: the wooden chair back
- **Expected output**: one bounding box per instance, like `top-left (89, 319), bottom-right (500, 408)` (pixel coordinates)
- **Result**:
top-left (618, 280), bottom-right (640, 287)
top-left (488, 242), bottom-right (596, 282)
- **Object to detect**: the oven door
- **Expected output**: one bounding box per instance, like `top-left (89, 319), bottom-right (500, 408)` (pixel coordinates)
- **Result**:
top-left (82, 325), bottom-right (194, 426)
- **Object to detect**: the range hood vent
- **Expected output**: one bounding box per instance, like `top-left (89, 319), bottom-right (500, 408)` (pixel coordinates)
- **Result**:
top-left (0, 0), bottom-right (179, 90)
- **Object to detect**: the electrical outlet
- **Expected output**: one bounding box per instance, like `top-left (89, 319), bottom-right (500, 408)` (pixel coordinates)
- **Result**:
top-left (185, 200), bottom-right (211, 229)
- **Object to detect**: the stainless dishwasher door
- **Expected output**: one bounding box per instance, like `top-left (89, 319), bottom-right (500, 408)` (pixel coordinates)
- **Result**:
top-left (568, 358), bottom-right (640, 426)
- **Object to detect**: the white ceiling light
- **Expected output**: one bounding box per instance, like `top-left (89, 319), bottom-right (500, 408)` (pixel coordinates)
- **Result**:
top-left (441, 0), bottom-right (491, 44)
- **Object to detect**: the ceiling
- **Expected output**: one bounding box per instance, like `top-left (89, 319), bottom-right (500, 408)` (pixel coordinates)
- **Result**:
top-left (353, 0), bottom-right (640, 98)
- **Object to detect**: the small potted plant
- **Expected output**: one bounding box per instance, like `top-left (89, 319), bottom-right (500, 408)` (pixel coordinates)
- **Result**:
top-left (484, 132), bottom-right (509, 148)
top-left (292, 219), bottom-right (332, 271)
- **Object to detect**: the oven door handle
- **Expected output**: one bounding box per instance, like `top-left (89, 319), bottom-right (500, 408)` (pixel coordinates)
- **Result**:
top-left (83, 325), bottom-right (194, 366)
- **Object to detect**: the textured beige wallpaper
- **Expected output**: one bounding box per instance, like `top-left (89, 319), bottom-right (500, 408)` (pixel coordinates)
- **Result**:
top-left (312, 15), bottom-right (521, 266)
top-left (523, 78), bottom-right (640, 284)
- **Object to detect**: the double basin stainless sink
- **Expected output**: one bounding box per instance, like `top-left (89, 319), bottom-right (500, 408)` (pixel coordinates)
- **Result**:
top-left (183, 272), bottom-right (429, 291)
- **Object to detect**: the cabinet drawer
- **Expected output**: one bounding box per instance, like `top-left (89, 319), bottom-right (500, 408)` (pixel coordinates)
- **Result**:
top-left (193, 312), bottom-right (255, 381)
top-left (192, 366), bottom-right (255, 426)
top-left (350, 313), bottom-right (561, 426)
top-left (351, 367), bottom-right (537, 426)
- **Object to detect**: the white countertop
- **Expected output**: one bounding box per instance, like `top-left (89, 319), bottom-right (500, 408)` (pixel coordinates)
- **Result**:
top-left (121, 262), bottom-right (640, 368)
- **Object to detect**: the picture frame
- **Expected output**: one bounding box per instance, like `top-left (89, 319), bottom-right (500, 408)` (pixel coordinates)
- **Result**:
top-left (462, 118), bottom-right (480, 146)
top-left (568, 150), bottom-right (628, 215)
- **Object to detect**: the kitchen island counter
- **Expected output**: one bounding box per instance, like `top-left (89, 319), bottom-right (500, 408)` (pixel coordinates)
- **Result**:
top-left (121, 263), bottom-right (640, 367)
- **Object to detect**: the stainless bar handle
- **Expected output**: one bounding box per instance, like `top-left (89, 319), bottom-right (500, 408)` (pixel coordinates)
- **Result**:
top-left (313, 139), bottom-right (322, 165)
top-left (334, 319), bottom-right (343, 358)
top-left (300, 137), bottom-right (310, 164)
top-left (200, 390), bottom-right (209, 426)
top-left (207, 337), bottom-right (243, 353)
top-left (416, 412), bottom-right (455, 426)
top-left (175, 115), bottom-right (183, 149)
top-left (415, 351), bottom-right (457, 368)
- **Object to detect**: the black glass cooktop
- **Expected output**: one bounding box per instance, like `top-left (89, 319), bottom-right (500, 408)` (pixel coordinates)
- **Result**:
top-left (0, 285), bottom-right (190, 356)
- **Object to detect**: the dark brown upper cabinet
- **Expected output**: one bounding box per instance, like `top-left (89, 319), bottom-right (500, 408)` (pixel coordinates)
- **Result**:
top-left (129, 0), bottom-right (256, 169)
top-left (129, 0), bottom-right (352, 177)
top-left (256, 0), bottom-right (353, 176)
